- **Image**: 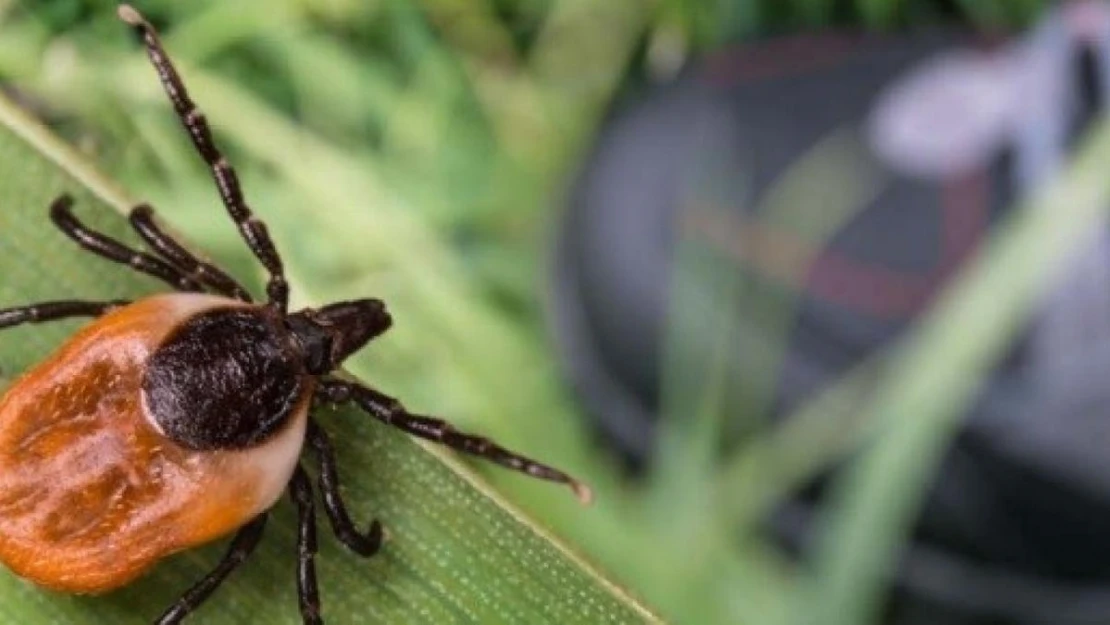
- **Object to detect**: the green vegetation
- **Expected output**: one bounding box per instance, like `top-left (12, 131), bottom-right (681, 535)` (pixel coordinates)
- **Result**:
top-left (0, 1), bottom-right (1079, 624)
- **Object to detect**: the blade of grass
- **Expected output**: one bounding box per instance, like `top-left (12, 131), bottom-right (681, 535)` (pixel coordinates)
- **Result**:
top-left (719, 129), bottom-right (884, 426)
top-left (800, 119), bottom-right (1110, 625)
top-left (717, 353), bottom-right (886, 529)
top-left (674, 129), bottom-right (885, 534)
top-left (0, 88), bottom-right (661, 625)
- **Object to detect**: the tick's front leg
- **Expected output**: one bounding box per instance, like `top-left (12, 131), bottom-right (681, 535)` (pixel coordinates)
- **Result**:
top-left (290, 465), bottom-right (323, 625)
top-left (305, 419), bottom-right (384, 557)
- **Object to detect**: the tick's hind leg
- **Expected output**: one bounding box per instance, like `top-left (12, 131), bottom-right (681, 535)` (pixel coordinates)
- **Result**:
top-left (129, 204), bottom-right (253, 302)
top-left (156, 513), bottom-right (268, 625)
top-left (290, 466), bottom-right (323, 625)
top-left (0, 300), bottom-right (128, 378)
top-left (0, 300), bottom-right (129, 331)
top-left (316, 378), bottom-right (593, 504)
top-left (306, 419), bottom-right (383, 556)
top-left (50, 195), bottom-right (204, 292)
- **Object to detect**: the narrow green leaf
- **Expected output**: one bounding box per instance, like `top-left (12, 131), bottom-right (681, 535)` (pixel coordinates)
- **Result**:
top-left (0, 93), bottom-right (661, 624)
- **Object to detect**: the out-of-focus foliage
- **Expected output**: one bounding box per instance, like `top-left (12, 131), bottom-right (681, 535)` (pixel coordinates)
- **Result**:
top-left (0, 1), bottom-right (1069, 625)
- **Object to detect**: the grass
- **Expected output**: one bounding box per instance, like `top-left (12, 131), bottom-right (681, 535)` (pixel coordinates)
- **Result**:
top-left (0, 1), bottom-right (1080, 624)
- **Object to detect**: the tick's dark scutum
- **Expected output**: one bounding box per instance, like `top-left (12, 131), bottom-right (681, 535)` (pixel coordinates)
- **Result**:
top-left (143, 308), bottom-right (307, 450)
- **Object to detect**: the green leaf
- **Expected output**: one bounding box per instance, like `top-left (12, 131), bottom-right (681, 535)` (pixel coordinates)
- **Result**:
top-left (0, 93), bottom-right (661, 624)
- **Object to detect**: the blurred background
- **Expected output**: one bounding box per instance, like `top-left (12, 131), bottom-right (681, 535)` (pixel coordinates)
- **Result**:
top-left (4, 1), bottom-right (1110, 624)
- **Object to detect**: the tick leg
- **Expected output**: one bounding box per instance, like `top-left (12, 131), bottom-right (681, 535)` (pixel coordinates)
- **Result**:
top-left (0, 299), bottom-right (129, 330)
top-left (118, 5), bottom-right (289, 311)
top-left (316, 378), bottom-right (593, 504)
top-left (290, 465), bottom-right (323, 625)
top-left (306, 419), bottom-right (384, 557)
top-left (129, 204), bottom-right (253, 302)
top-left (156, 513), bottom-right (268, 625)
top-left (50, 195), bottom-right (203, 292)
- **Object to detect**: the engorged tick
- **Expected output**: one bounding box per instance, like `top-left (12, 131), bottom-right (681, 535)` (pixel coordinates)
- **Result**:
top-left (0, 5), bottom-right (591, 624)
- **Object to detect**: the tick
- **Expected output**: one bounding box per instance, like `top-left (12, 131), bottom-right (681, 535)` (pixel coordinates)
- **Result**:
top-left (0, 5), bottom-right (590, 624)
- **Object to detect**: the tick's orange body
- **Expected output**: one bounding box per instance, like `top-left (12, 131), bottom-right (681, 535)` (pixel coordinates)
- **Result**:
top-left (0, 294), bottom-right (310, 593)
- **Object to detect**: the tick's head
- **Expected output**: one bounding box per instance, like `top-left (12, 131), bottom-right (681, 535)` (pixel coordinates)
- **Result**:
top-left (286, 299), bottom-right (392, 375)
